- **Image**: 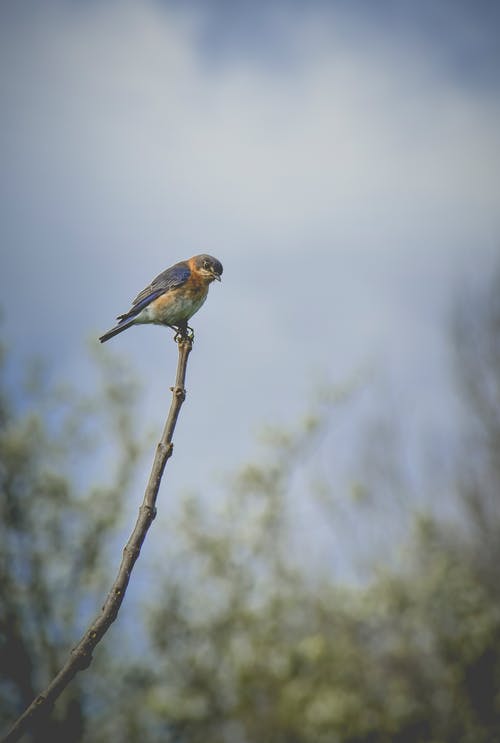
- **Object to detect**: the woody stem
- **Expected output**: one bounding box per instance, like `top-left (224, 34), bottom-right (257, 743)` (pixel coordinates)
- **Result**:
top-left (2, 337), bottom-right (193, 743)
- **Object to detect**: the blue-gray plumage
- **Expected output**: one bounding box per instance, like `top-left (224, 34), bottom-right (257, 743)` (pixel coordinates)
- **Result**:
top-left (99, 254), bottom-right (223, 343)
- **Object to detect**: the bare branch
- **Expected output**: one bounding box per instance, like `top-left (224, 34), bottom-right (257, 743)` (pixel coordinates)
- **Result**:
top-left (2, 337), bottom-right (193, 743)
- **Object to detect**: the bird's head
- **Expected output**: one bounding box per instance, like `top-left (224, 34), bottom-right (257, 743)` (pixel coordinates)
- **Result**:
top-left (191, 254), bottom-right (223, 283)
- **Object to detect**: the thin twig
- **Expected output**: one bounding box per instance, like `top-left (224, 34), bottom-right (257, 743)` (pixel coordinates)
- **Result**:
top-left (2, 337), bottom-right (193, 743)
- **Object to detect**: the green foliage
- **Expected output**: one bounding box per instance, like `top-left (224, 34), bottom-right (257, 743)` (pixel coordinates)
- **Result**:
top-left (0, 345), bottom-right (143, 741)
top-left (128, 445), bottom-right (500, 743)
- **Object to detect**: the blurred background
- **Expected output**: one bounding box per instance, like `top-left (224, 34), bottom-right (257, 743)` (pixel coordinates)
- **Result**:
top-left (1, 1), bottom-right (499, 741)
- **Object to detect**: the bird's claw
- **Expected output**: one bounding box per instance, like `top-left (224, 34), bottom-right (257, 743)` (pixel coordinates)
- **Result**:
top-left (174, 325), bottom-right (195, 343)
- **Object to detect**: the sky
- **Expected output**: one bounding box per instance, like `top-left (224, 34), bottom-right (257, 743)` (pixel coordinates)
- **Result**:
top-left (1, 0), bottom-right (499, 573)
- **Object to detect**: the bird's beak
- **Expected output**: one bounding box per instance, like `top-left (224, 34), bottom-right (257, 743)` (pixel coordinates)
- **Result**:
top-left (213, 272), bottom-right (221, 282)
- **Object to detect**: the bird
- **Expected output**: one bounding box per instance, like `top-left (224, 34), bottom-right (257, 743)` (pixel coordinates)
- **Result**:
top-left (99, 254), bottom-right (223, 343)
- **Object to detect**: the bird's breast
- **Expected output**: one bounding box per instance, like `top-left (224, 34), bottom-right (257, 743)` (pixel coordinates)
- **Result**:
top-left (145, 284), bottom-right (209, 325)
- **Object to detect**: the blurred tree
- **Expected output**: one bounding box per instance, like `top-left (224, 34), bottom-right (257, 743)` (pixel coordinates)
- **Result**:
top-left (452, 265), bottom-right (500, 587)
top-left (0, 344), bottom-right (143, 742)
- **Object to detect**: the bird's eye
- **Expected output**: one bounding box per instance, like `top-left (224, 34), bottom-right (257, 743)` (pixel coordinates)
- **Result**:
top-left (203, 260), bottom-right (210, 269)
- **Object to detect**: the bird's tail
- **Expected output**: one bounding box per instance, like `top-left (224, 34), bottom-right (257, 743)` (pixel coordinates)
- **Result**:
top-left (99, 317), bottom-right (136, 343)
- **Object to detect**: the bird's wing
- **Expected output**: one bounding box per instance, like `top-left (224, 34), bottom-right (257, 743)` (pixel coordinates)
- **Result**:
top-left (118, 262), bottom-right (191, 320)
top-left (132, 262), bottom-right (191, 305)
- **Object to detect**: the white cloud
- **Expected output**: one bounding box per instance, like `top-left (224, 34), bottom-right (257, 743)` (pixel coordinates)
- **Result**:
top-left (3, 1), bottom-right (499, 253)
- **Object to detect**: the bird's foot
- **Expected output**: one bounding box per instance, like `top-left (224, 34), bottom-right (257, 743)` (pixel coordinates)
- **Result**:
top-left (173, 324), bottom-right (195, 343)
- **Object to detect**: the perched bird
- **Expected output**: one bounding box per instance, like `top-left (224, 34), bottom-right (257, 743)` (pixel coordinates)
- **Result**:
top-left (99, 254), bottom-right (223, 343)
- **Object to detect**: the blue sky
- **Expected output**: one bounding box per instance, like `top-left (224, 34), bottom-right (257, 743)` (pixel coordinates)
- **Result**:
top-left (1, 0), bottom-right (499, 570)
